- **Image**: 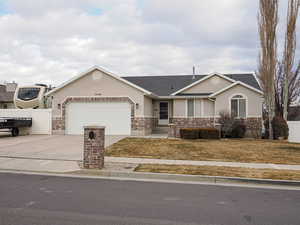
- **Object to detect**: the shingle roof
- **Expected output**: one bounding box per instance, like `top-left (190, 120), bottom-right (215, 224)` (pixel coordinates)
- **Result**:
top-left (122, 74), bottom-right (261, 96)
top-left (0, 85), bottom-right (14, 103)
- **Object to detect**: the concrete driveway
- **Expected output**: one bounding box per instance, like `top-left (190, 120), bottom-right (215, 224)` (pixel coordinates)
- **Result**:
top-left (0, 134), bottom-right (126, 172)
top-left (0, 134), bottom-right (125, 160)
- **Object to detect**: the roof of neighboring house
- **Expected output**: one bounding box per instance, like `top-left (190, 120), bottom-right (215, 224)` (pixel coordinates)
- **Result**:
top-left (122, 73), bottom-right (261, 96)
top-left (0, 85), bottom-right (15, 103)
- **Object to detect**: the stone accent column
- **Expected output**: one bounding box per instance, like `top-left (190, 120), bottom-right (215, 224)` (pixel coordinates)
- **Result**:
top-left (168, 123), bottom-right (176, 137)
top-left (83, 126), bottom-right (105, 169)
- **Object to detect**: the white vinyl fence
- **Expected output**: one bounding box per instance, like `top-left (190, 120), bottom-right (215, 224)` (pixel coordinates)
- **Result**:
top-left (288, 121), bottom-right (300, 143)
top-left (0, 109), bottom-right (52, 135)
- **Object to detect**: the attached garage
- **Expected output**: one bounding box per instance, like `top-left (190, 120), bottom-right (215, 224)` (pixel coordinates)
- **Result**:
top-left (65, 101), bottom-right (131, 135)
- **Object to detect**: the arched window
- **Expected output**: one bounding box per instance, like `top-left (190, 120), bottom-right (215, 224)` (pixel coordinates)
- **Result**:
top-left (231, 95), bottom-right (246, 118)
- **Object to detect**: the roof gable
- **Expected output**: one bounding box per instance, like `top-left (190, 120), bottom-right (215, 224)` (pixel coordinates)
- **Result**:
top-left (171, 73), bottom-right (236, 95)
top-left (209, 81), bottom-right (263, 98)
top-left (46, 66), bottom-right (152, 96)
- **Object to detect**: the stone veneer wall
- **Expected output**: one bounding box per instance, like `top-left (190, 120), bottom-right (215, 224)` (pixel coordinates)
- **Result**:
top-left (168, 117), bottom-right (262, 138)
top-left (131, 117), bottom-right (158, 136)
top-left (52, 117), bottom-right (64, 134)
top-left (168, 118), bottom-right (215, 138)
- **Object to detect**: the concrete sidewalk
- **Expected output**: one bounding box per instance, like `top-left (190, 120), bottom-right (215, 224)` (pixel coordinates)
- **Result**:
top-left (1, 156), bottom-right (300, 173)
top-left (106, 157), bottom-right (300, 171)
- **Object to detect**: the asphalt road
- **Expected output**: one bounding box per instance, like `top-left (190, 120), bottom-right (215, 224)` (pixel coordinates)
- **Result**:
top-left (0, 173), bottom-right (299, 225)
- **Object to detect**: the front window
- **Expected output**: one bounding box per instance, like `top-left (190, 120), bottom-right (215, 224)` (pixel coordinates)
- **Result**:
top-left (187, 99), bottom-right (195, 117)
top-left (231, 95), bottom-right (246, 118)
top-left (17, 88), bottom-right (41, 101)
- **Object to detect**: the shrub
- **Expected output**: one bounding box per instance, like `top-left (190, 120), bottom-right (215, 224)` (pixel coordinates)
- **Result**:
top-left (264, 116), bottom-right (289, 140)
top-left (180, 128), bottom-right (199, 139)
top-left (231, 120), bottom-right (247, 138)
top-left (180, 128), bottom-right (220, 139)
top-left (198, 128), bottom-right (220, 139)
top-left (218, 111), bottom-right (235, 138)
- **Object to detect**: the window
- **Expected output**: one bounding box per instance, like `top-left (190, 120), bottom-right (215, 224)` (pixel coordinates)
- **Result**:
top-left (231, 95), bottom-right (246, 118)
top-left (187, 99), bottom-right (194, 117)
top-left (17, 87), bottom-right (40, 101)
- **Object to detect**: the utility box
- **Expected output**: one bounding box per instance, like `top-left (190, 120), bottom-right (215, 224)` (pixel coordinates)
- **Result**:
top-left (83, 126), bottom-right (105, 169)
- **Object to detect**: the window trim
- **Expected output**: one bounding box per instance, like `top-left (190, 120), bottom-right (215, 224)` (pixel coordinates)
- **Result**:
top-left (186, 99), bottom-right (195, 118)
top-left (229, 93), bottom-right (247, 118)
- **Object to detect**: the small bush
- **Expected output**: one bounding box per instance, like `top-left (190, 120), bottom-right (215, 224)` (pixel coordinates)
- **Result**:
top-left (199, 128), bottom-right (220, 139)
top-left (180, 128), bottom-right (199, 139)
top-left (219, 111), bottom-right (235, 138)
top-left (231, 120), bottom-right (247, 138)
top-left (180, 128), bottom-right (220, 139)
top-left (264, 116), bottom-right (289, 140)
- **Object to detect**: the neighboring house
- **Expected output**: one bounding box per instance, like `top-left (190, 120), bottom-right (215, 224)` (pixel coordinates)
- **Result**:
top-left (0, 83), bottom-right (17, 109)
top-left (46, 66), bottom-right (263, 137)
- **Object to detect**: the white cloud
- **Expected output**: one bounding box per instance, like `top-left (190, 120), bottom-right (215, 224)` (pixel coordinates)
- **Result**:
top-left (0, 0), bottom-right (298, 86)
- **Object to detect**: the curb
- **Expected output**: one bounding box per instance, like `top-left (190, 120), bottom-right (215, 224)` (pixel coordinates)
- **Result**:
top-left (0, 169), bottom-right (299, 188)
top-left (85, 170), bottom-right (300, 187)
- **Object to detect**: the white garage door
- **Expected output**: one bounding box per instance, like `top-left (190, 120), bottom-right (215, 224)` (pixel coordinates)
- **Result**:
top-left (66, 102), bottom-right (131, 135)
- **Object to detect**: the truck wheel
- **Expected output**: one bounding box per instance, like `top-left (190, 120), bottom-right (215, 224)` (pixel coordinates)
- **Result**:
top-left (11, 128), bottom-right (19, 137)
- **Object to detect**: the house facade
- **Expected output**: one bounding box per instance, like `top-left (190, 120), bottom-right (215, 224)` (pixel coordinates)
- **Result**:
top-left (0, 83), bottom-right (17, 109)
top-left (47, 66), bottom-right (263, 137)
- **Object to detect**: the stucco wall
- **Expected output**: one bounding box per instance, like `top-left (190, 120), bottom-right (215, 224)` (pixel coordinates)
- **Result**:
top-left (144, 96), bottom-right (154, 117)
top-left (173, 99), bottom-right (186, 117)
top-left (203, 99), bottom-right (214, 117)
top-left (50, 69), bottom-right (146, 117)
top-left (182, 76), bottom-right (232, 94)
top-left (214, 84), bottom-right (263, 117)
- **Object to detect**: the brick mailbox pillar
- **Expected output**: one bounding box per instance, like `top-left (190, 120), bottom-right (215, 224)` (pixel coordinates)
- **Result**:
top-left (83, 126), bottom-right (105, 169)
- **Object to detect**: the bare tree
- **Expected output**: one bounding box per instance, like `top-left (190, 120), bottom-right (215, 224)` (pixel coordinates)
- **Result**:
top-left (282, 0), bottom-right (300, 120)
top-left (258, 0), bottom-right (279, 139)
top-left (275, 61), bottom-right (300, 117)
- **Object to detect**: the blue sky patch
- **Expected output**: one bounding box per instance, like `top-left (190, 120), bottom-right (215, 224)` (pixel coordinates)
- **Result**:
top-left (0, 0), bottom-right (12, 15)
top-left (87, 7), bottom-right (103, 16)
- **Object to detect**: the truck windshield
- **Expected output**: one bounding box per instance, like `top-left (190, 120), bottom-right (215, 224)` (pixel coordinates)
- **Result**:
top-left (17, 88), bottom-right (40, 101)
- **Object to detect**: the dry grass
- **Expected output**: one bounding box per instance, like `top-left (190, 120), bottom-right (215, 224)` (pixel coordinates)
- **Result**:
top-left (105, 138), bottom-right (300, 165)
top-left (135, 164), bottom-right (300, 181)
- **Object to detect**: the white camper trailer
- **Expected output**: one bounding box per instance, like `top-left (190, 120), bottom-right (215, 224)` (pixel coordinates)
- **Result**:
top-left (14, 84), bottom-right (49, 109)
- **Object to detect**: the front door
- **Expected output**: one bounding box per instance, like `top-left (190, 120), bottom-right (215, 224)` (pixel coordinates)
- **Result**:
top-left (159, 102), bottom-right (169, 125)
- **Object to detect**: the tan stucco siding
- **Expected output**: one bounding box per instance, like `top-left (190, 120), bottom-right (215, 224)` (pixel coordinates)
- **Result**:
top-left (182, 76), bottom-right (232, 94)
top-left (173, 99), bottom-right (186, 117)
top-left (50, 69), bottom-right (146, 117)
top-left (214, 85), bottom-right (263, 117)
top-left (144, 96), bottom-right (154, 117)
top-left (195, 99), bottom-right (201, 117)
top-left (203, 99), bottom-right (214, 117)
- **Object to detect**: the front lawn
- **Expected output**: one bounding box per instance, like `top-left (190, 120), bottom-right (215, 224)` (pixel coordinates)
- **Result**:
top-left (105, 138), bottom-right (300, 165)
top-left (135, 164), bottom-right (300, 181)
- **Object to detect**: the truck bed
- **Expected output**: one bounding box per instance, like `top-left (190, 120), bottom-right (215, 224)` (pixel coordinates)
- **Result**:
top-left (0, 117), bottom-right (32, 129)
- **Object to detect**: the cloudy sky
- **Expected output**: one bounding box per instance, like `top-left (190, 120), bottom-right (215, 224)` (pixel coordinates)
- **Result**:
top-left (0, 0), bottom-right (299, 86)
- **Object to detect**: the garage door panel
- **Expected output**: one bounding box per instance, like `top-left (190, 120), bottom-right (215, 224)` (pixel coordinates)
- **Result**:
top-left (66, 102), bottom-right (131, 135)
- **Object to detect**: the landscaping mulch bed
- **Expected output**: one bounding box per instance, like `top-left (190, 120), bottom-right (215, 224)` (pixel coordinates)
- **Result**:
top-left (135, 164), bottom-right (300, 181)
top-left (105, 138), bottom-right (300, 165)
